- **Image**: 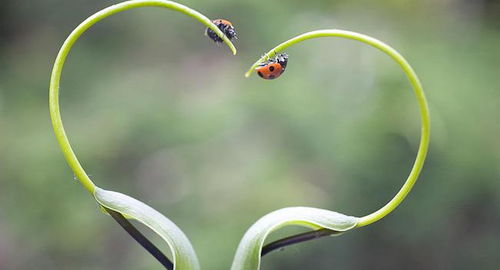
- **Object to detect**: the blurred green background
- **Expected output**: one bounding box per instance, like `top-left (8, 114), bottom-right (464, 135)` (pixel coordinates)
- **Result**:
top-left (1, 0), bottom-right (499, 269)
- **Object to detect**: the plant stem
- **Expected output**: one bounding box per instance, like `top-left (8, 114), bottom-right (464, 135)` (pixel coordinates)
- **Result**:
top-left (49, 0), bottom-right (236, 195)
top-left (105, 208), bottom-right (174, 269)
top-left (261, 229), bottom-right (340, 257)
top-left (246, 30), bottom-right (430, 228)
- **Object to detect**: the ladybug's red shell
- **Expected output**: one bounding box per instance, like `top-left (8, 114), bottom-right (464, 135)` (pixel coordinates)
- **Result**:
top-left (213, 19), bottom-right (232, 26)
top-left (256, 63), bottom-right (284, 80)
top-left (255, 53), bottom-right (289, 80)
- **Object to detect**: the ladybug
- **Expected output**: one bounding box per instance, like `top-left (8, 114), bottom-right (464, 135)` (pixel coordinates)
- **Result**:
top-left (206, 19), bottom-right (237, 43)
top-left (255, 53), bottom-right (288, 80)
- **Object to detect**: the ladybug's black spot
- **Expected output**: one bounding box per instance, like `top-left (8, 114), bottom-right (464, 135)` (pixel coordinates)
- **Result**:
top-left (269, 75), bottom-right (275, 79)
top-left (258, 71), bottom-right (264, 78)
top-left (269, 66), bottom-right (275, 72)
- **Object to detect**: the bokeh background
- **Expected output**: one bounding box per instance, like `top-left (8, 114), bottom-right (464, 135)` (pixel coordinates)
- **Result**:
top-left (1, 0), bottom-right (499, 269)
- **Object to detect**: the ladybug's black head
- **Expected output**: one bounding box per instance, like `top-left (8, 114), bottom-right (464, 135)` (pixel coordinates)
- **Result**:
top-left (222, 25), bottom-right (236, 40)
top-left (274, 53), bottom-right (288, 69)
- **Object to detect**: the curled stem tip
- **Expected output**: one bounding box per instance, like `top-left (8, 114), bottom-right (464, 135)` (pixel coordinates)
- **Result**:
top-left (248, 29), bottom-right (430, 227)
top-left (49, 0), bottom-right (236, 194)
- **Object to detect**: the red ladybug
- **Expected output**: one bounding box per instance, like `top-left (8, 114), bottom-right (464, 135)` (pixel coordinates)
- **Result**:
top-left (206, 19), bottom-right (237, 43)
top-left (255, 53), bottom-right (288, 80)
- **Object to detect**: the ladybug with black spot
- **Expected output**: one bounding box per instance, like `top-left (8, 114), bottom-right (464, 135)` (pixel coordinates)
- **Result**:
top-left (206, 19), bottom-right (237, 43)
top-left (255, 53), bottom-right (288, 80)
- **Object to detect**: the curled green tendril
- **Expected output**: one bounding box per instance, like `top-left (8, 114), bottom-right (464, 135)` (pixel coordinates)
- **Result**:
top-left (246, 30), bottom-right (430, 227)
top-left (49, 0), bottom-right (236, 195)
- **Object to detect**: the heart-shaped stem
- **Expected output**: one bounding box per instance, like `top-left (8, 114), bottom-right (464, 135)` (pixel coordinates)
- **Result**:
top-left (247, 29), bottom-right (430, 228)
top-left (49, 1), bottom-right (236, 269)
top-left (49, 0), bottom-right (236, 195)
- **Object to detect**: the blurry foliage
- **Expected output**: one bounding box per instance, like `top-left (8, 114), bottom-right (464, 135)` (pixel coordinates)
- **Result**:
top-left (0, 0), bottom-right (499, 269)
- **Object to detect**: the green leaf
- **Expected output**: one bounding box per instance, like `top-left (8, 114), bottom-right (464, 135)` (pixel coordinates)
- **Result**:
top-left (231, 207), bottom-right (359, 270)
top-left (94, 187), bottom-right (200, 270)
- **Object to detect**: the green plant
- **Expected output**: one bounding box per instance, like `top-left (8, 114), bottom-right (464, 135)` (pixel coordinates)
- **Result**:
top-left (49, 1), bottom-right (235, 269)
top-left (49, 1), bottom-right (429, 269)
top-left (233, 29), bottom-right (430, 270)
